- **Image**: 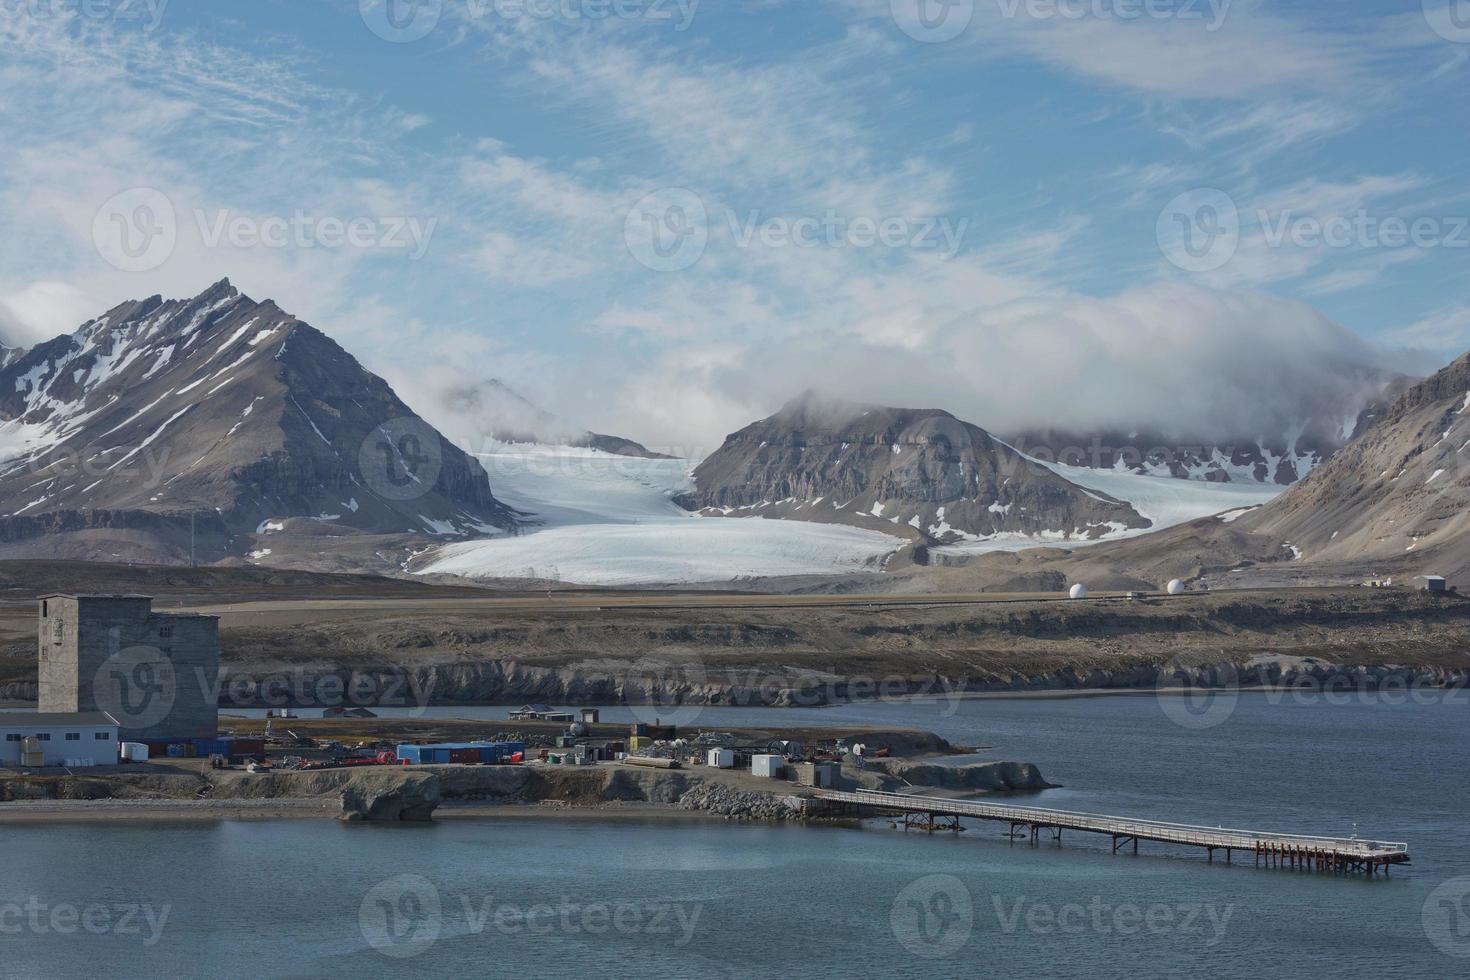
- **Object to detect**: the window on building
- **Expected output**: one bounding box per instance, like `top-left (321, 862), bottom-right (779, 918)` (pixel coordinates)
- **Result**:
top-left (65, 732), bottom-right (80, 741)
top-left (4, 734), bottom-right (19, 742)
top-left (158, 626), bottom-right (174, 639)
top-left (94, 732), bottom-right (111, 740)
top-left (36, 733), bottom-right (51, 741)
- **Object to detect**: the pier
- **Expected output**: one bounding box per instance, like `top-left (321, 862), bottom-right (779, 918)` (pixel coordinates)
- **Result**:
top-left (813, 789), bottom-right (1410, 875)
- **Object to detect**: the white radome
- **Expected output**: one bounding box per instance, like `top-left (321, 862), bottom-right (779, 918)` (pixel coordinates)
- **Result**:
top-left (1068, 583), bottom-right (1088, 600)
top-left (1166, 579), bottom-right (1185, 596)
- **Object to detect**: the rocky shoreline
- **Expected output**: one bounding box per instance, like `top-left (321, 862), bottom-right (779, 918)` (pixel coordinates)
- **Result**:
top-left (0, 757), bottom-right (1055, 824)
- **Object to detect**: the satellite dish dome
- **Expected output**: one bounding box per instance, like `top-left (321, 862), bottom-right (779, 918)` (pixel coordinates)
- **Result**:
top-left (1068, 583), bottom-right (1089, 600)
top-left (1166, 579), bottom-right (1185, 596)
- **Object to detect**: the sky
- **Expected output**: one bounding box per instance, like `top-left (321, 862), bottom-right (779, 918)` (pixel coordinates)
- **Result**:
top-left (0, 0), bottom-right (1467, 455)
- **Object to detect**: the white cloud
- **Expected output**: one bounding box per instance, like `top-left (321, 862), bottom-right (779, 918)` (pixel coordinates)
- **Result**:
top-left (1386, 306), bottom-right (1470, 356)
top-left (0, 280), bottom-right (96, 346)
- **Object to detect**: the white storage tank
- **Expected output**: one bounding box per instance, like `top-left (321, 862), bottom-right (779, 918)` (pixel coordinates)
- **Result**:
top-left (1068, 583), bottom-right (1089, 600)
top-left (1166, 579), bottom-right (1185, 596)
top-left (751, 754), bottom-right (786, 778)
top-left (707, 748), bottom-right (735, 769)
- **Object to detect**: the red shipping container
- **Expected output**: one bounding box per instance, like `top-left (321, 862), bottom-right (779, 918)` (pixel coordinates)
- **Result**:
top-left (226, 739), bottom-right (266, 756)
top-left (448, 748), bottom-right (481, 764)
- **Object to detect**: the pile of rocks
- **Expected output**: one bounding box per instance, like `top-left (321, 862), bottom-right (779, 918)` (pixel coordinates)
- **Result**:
top-left (676, 783), bottom-right (805, 821)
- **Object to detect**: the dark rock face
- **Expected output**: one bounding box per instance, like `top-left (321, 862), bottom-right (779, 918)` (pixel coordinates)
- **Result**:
top-left (1003, 374), bottom-right (1412, 486)
top-left (576, 432), bottom-right (674, 460)
top-left (0, 279), bottom-right (514, 561)
top-left (1003, 427), bottom-right (1333, 485)
top-left (338, 771), bottom-right (442, 821)
top-left (677, 393), bottom-right (1146, 544)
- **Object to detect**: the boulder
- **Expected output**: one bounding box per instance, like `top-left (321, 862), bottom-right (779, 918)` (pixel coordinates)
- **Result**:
top-left (338, 771), bottom-right (441, 822)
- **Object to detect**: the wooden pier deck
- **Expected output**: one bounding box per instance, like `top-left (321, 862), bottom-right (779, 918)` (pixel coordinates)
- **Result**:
top-left (813, 789), bottom-right (1410, 875)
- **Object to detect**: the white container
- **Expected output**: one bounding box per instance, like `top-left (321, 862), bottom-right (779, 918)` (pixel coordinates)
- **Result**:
top-left (121, 742), bottom-right (150, 762)
top-left (707, 748), bottom-right (735, 769)
top-left (751, 754), bottom-right (785, 778)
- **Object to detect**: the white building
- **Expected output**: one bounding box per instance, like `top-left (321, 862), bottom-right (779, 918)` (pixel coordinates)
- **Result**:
top-left (0, 711), bottom-right (120, 767)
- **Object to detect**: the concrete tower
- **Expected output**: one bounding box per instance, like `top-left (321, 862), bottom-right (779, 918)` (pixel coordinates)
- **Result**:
top-left (37, 595), bottom-right (220, 740)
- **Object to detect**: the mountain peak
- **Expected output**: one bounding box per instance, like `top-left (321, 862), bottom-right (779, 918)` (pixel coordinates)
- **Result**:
top-left (682, 397), bottom-right (1145, 544)
top-left (0, 286), bottom-right (514, 566)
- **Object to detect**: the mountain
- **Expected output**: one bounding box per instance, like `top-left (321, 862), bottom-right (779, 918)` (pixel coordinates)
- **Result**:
top-left (676, 393), bottom-right (1149, 545)
top-left (1236, 350), bottom-right (1470, 577)
top-left (0, 279), bottom-right (514, 565)
top-left (911, 349), bottom-right (1470, 593)
top-left (455, 379), bottom-right (673, 459)
top-left (1004, 373), bottom-right (1412, 485)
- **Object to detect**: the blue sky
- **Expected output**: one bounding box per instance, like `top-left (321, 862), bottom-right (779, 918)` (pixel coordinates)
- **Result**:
top-left (1, 0), bottom-right (1467, 451)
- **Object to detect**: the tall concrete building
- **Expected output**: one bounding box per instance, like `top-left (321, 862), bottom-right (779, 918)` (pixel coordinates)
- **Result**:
top-left (37, 595), bottom-right (220, 740)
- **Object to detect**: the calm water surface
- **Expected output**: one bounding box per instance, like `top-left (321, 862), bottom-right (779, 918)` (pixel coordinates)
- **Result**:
top-left (3, 695), bottom-right (1466, 978)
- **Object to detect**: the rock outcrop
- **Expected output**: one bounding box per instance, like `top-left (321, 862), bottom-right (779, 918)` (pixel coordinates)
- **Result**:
top-left (337, 771), bottom-right (442, 821)
top-left (864, 760), bottom-right (1053, 793)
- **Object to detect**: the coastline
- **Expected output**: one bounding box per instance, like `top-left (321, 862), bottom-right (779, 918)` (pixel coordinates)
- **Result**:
top-left (0, 795), bottom-right (820, 825)
top-left (0, 797), bottom-right (339, 823)
top-left (0, 755), bottom-right (1054, 825)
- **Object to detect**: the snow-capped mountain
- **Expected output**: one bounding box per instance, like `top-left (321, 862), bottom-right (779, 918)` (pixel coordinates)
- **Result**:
top-left (1003, 375), bottom-right (1410, 485)
top-left (0, 279), bottom-right (513, 563)
top-left (676, 393), bottom-right (1150, 545)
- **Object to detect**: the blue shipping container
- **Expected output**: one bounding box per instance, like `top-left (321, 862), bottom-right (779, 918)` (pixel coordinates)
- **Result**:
top-left (396, 742), bottom-right (525, 765)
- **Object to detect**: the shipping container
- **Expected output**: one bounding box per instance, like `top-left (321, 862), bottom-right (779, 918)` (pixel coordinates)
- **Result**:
top-left (751, 754), bottom-right (786, 778)
top-left (226, 738), bottom-right (266, 757)
top-left (396, 741), bottom-right (526, 765)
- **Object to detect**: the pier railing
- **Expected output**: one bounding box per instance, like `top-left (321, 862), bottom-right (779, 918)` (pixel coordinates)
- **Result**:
top-left (813, 789), bottom-right (1409, 860)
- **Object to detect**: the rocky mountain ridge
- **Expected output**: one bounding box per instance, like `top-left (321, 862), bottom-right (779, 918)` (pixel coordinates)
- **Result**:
top-left (0, 279), bottom-right (514, 564)
top-left (677, 393), bottom-right (1149, 544)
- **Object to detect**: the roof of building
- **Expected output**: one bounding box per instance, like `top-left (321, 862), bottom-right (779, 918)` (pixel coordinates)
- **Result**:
top-left (39, 593), bottom-right (153, 601)
top-left (0, 711), bottom-right (119, 727)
